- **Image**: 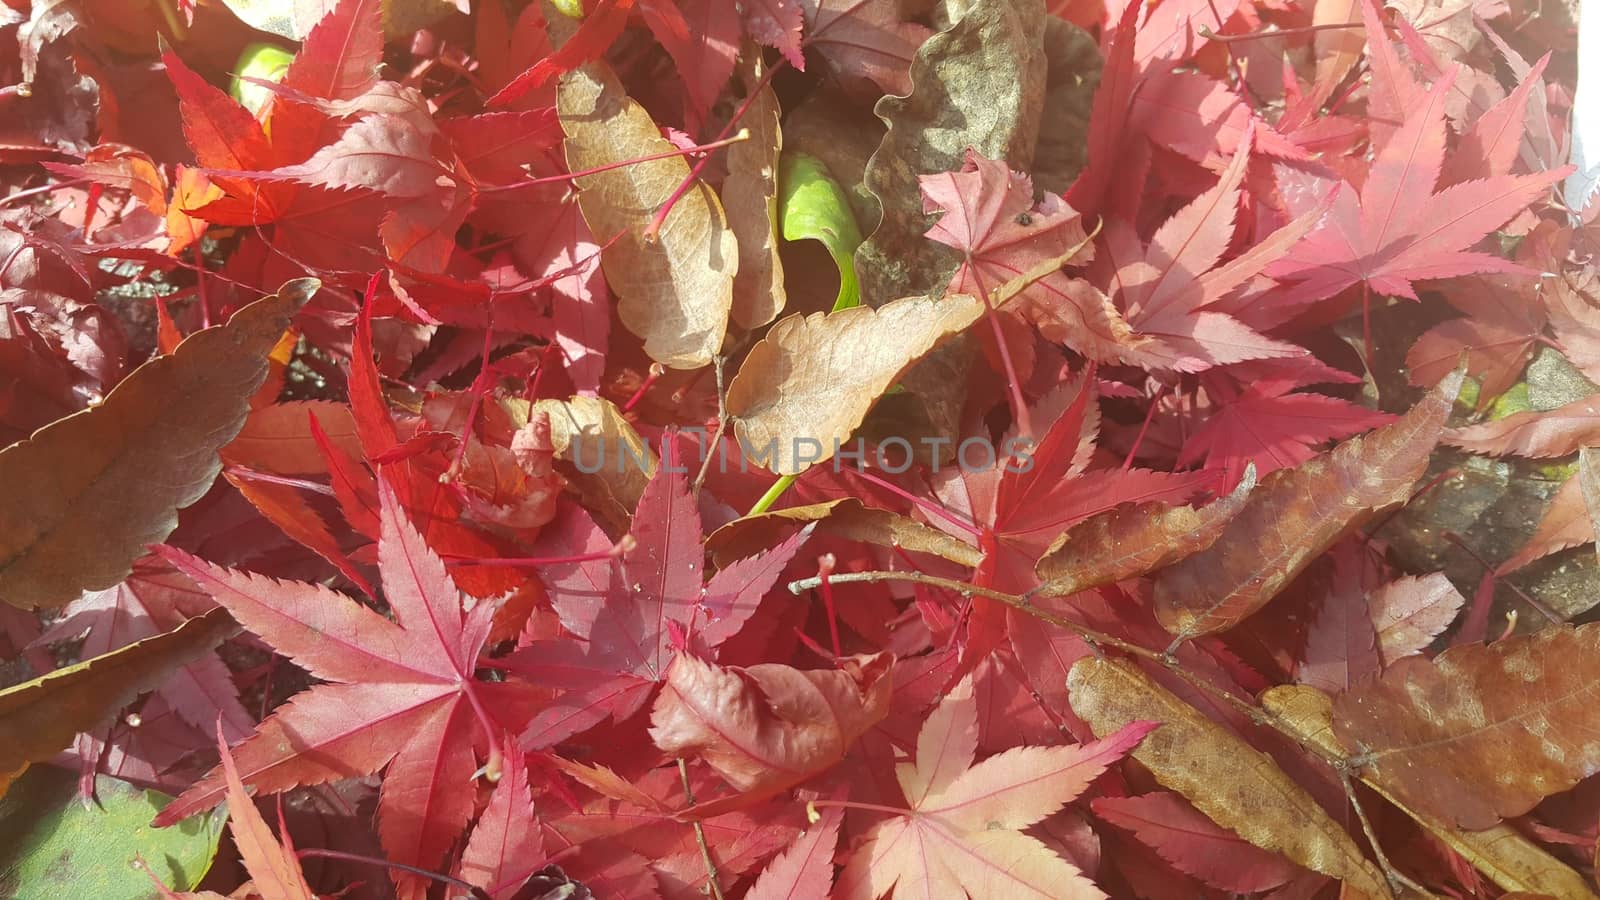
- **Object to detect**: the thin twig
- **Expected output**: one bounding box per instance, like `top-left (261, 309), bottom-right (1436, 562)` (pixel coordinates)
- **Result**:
top-left (693, 355), bottom-right (728, 494)
top-left (678, 759), bottom-right (725, 900)
top-left (1339, 770), bottom-right (1430, 897)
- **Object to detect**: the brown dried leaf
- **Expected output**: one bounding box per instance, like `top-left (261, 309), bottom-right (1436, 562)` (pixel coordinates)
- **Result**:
top-left (726, 295), bottom-right (983, 475)
top-left (722, 52), bottom-right (786, 330)
top-left (0, 607), bottom-right (239, 795)
top-left (1153, 370), bottom-right (1462, 640)
top-left (1263, 684), bottom-right (1595, 898)
top-left (527, 395), bottom-right (656, 521)
top-left (856, 0), bottom-right (1048, 306)
top-left (1334, 622), bottom-right (1600, 831)
top-left (559, 59), bottom-right (735, 368)
top-left (705, 498), bottom-right (983, 568)
top-left (650, 652), bottom-right (894, 800)
top-left (1035, 464), bottom-right (1255, 597)
top-left (1066, 656), bottom-right (1392, 897)
top-left (1579, 448), bottom-right (1600, 568)
top-left (0, 280), bottom-right (319, 610)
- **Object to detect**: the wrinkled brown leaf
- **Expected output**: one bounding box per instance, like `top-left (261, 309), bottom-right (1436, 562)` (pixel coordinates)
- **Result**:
top-left (1264, 684), bottom-right (1595, 898)
top-left (1334, 621), bottom-right (1600, 831)
top-left (1035, 464), bottom-right (1255, 597)
top-left (559, 59), bottom-right (736, 368)
top-left (706, 498), bottom-right (983, 568)
top-left (0, 279), bottom-right (319, 610)
top-left (0, 607), bottom-right (239, 796)
top-left (726, 295), bottom-right (983, 475)
top-left (1154, 370), bottom-right (1462, 640)
top-left (650, 652), bottom-right (894, 800)
top-left (1067, 657), bottom-right (1392, 897)
top-left (722, 52), bottom-right (786, 331)
top-left (856, 0), bottom-right (1048, 306)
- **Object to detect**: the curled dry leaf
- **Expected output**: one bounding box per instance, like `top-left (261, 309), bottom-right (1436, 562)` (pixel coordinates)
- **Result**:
top-left (649, 652), bottom-right (894, 802)
top-left (1444, 395), bottom-right (1600, 459)
top-left (1153, 369), bottom-right (1462, 641)
top-left (526, 395), bottom-right (655, 519)
top-left (726, 294), bottom-right (983, 475)
top-left (705, 497), bottom-right (983, 568)
top-left (1263, 684), bottom-right (1595, 898)
top-left (1035, 463), bottom-right (1255, 597)
top-left (722, 51), bottom-right (786, 330)
top-left (1066, 656), bottom-right (1392, 897)
top-left (559, 57), bottom-right (736, 368)
top-left (0, 607), bottom-right (239, 796)
top-left (857, 0), bottom-right (1048, 306)
top-left (0, 279), bottom-right (319, 610)
top-left (1334, 621), bottom-right (1600, 831)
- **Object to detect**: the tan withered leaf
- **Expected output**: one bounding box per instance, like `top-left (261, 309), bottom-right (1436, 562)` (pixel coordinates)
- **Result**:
top-left (857, 0), bottom-right (1048, 306)
top-left (558, 60), bottom-right (736, 368)
top-left (706, 498), bottom-right (982, 568)
top-left (1580, 448), bottom-right (1600, 567)
top-left (1035, 464), bottom-right (1255, 597)
top-left (1067, 657), bottom-right (1392, 898)
top-left (1263, 684), bottom-right (1595, 898)
top-left (1153, 370), bottom-right (1462, 641)
top-left (650, 652), bottom-right (894, 806)
top-left (1333, 621), bottom-right (1600, 831)
top-left (526, 395), bottom-right (655, 520)
top-left (726, 295), bottom-right (983, 475)
top-left (0, 279), bottom-right (319, 609)
top-left (0, 607), bottom-right (239, 796)
top-left (722, 51), bottom-right (786, 330)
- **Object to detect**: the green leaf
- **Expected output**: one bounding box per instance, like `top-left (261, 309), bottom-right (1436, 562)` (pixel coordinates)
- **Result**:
top-left (779, 153), bottom-right (864, 312)
top-left (0, 767), bottom-right (225, 899)
top-left (230, 42), bottom-right (295, 115)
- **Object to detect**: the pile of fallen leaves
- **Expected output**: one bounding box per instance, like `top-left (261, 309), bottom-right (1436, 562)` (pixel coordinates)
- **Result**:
top-left (3, 0), bottom-right (1600, 896)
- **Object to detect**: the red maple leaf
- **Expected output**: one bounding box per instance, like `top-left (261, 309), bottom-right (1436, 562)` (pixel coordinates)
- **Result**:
top-left (1269, 68), bottom-right (1571, 307)
top-left (510, 441), bottom-right (811, 748)
top-left (151, 477), bottom-right (536, 900)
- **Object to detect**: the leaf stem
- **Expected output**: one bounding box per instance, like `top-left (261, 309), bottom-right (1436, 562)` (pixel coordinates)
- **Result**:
top-left (786, 569), bottom-right (1364, 774)
top-left (475, 131), bottom-right (753, 195)
top-left (678, 759), bottom-right (726, 900)
top-left (223, 465), bottom-right (335, 496)
top-left (295, 848), bottom-right (491, 898)
top-left (1339, 769), bottom-right (1431, 896)
top-left (692, 355), bottom-right (728, 494)
top-left (748, 474), bottom-right (798, 515)
top-left (643, 57), bottom-right (787, 241)
top-left (1196, 21), bottom-right (1368, 43)
top-left (808, 797), bottom-right (913, 817)
top-left (846, 466), bottom-right (983, 539)
top-left (1440, 531), bottom-right (1563, 624)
